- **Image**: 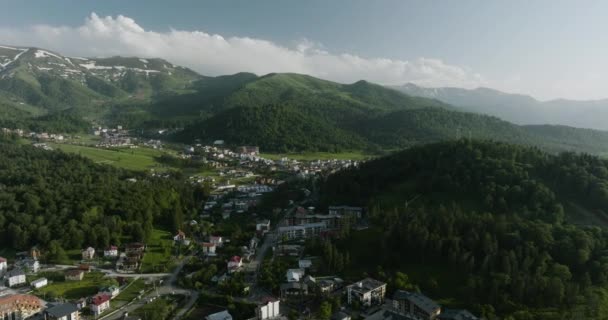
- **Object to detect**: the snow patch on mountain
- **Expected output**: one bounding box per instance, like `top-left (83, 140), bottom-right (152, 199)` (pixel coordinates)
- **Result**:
top-left (34, 49), bottom-right (64, 60)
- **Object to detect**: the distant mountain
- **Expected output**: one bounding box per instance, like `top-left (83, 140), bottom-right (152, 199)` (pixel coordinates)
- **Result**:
top-left (0, 45), bottom-right (200, 117)
top-left (393, 83), bottom-right (608, 131)
top-left (4, 45), bottom-right (608, 155)
top-left (170, 73), bottom-right (608, 153)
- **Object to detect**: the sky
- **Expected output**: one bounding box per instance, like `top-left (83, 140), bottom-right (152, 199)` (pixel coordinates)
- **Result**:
top-left (0, 0), bottom-right (606, 100)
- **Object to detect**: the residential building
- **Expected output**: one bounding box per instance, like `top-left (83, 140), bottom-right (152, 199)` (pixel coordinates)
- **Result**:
top-left (65, 270), bottom-right (85, 281)
top-left (75, 298), bottom-right (87, 310)
top-left (257, 298), bottom-right (280, 320)
top-left (0, 294), bottom-right (43, 320)
top-left (328, 206), bottom-right (364, 218)
top-left (280, 282), bottom-right (308, 298)
top-left (104, 246), bottom-right (119, 258)
top-left (227, 256), bottom-right (242, 273)
top-left (174, 230), bottom-right (187, 242)
top-left (45, 303), bottom-right (80, 320)
top-left (201, 242), bottom-right (217, 256)
top-left (90, 294), bottom-right (111, 316)
top-left (364, 308), bottom-right (417, 320)
top-left (286, 269), bottom-right (305, 282)
top-left (346, 278), bottom-right (387, 307)
top-left (0, 257), bottom-right (7, 275)
top-left (6, 269), bottom-right (26, 287)
top-left (81, 247), bottom-right (95, 260)
top-left (30, 277), bottom-right (48, 289)
top-left (438, 309), bottom-right (479, 320)
top-left (205, 310), bottom-right (233, 320)
top-left (392, 290), bottom-right (441, 320)
top-left (210, 236), bottom-right (224, 247)
top-left (236, 146), bottom-right (259, 155)
top-left (100, 285), bottom-right (120, 298)
top-left (298, 259), bottom-right (312, 269)
top-left (256, 220), bottom-right (271, 236)
top-left (125, 243), bottom-right (145, 255)
top-left (30, 247), bottom-right (41, 260)
top-left (277, 222), bottom-right (326, 241)
top-left (19, 258), bottom-right (40, 273)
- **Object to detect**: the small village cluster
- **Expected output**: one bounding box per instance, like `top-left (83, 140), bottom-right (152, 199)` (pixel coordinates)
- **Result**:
top-left (0, 247), bottom-right (132, 320)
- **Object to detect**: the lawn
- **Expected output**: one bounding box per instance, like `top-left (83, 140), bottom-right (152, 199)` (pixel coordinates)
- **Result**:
top-left (114, 278), bottom-right (148, 302)
top-left (35, 271), bottom-right (116, 300)
top-left (50, 143), bottom-right (174, 171)
top-left (140, 229), bottom-right (175, 273)
top-left (260, 151), bottom-right (373, 161)
top-left (132, 295), bottom-right (184, 320)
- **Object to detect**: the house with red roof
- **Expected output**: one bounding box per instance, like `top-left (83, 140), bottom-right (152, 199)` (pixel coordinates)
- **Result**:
top-left (90, 293), bottom-right (111, 316)
top-left (201, 242), bottom-right (217, 256)
top-left (104, 245), bottom-right (119, 258)
top-left (227, 256), bottom-right (242, 273)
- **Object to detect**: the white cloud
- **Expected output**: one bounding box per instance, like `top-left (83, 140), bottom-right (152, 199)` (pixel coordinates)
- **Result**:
top-left (0, 13), bottom-right (485, 88)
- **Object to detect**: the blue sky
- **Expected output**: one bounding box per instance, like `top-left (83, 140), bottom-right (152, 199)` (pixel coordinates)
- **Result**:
top-left (1, 0), bottom-right (607, 100)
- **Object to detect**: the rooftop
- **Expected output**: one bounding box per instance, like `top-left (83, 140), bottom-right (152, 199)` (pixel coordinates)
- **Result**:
top-left (393, 290), bottom-right (440, 314)
top-left (206, 310), bottom-right (232, 320)
top-left (349, 278), bottom-right (386, 293)
top-left (46, 303), bottom-right (78, 318)
top-left (91, 293), bottom-right (111, 306)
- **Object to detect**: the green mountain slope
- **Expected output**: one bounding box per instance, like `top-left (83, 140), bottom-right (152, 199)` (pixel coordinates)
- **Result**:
top-left (175, 104), bottom-right (370, 152)
top-left (321, 140), bottom-right (608, 318)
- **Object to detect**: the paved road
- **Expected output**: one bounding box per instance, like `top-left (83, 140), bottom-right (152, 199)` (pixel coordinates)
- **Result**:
top-left (101, 256), bottom-right (198, 320)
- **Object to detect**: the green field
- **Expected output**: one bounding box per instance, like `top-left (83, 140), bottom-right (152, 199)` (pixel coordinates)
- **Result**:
top-left (50, 143), bottom-right (174, 171)
top-left (35, 271), bottom-right (117, 300)
top-left (132, 295), bottom-right (183, 320)
top-left (114, 278), bottom-right (148, 302)
top-left (260, 151), bottom-right (373, 161)
top-left (141, 229), bottom-right (175, 273)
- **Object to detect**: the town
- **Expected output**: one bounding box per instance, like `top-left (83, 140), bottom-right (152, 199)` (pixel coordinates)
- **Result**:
top-left (0, 126), bottom-right (480, 320)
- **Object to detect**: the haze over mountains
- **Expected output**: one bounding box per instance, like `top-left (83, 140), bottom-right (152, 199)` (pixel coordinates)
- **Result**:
top-left (4, 45), bottom-right (608, 154)
top-left (395, 83), bottom-right (608, 131)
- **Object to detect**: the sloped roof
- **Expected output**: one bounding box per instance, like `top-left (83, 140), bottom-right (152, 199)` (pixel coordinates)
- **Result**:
top-left (46, 303), bottom-right (78, 317)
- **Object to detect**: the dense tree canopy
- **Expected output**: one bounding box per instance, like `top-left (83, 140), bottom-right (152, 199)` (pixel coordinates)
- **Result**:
top-left (321, 140), bottom-right (608, 319)
top-left (0, 139), bottom-right (198, 256)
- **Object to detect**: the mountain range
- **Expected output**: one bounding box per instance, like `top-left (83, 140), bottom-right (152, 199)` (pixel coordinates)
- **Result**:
top-left (3, 44), bottom-right (608, 154)
top-left (394, 83), bottom-right (608, 131)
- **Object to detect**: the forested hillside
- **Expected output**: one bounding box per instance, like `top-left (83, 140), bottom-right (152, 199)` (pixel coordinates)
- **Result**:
top-left (0, 137), bottom-right (200, 261)
top-left (321, 140), bottom-right (608, 319)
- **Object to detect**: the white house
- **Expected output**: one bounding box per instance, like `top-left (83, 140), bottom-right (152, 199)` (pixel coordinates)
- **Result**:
top-left (202, 242), bottom-right (217, 256)
top-left (104, 245), bottom-right (119, 258)
top-left (227, 256), bottom-right (242, 273)
top-left (286, 269), bottom-right (305, 283)
top-left (210, 236), bottom-right (224, 247)
top-left (90, 294), bottom-right (111, 316)
top-left (0, 257), bottom-right (7, 275)
top-left (298, 259), bottom-right (312, 269)
top-left (346, 278), bottom-right (387, 307)
top-left (257, 298), bottom-right (281, 320)
top-left (256, 220), bottom-right (271, 236)
top-left (82, 247), bottom-right (95, 260)
top-left (31, 277), bottom-right (48, 289)
top-left (6, 269), bottom-right (26, 287)
top-left (99, 285), bottom-right (120, 298)
top-left (22, 259), bottom-right (40, 273)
